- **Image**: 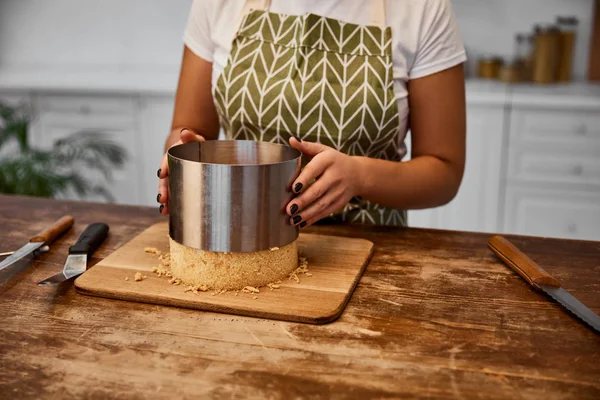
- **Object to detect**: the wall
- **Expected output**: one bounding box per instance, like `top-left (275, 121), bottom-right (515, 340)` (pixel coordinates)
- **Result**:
top-left (452, 0), bottom-right (595, 81)
top-left (0, 0), bottom-right (192, 90)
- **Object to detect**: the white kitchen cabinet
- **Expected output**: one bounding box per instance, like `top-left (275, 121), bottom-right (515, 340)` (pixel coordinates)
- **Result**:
top-left (28, 93), bottom-right (143, 205)
top-left (503, 105), bottom-right (600, 240)
top-left (408, 101), bottom-right (506, 233)
top-left (505, 186), bottom-right (600, 241)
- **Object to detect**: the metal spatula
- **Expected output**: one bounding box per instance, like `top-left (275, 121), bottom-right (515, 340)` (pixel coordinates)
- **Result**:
top-left (38, 223), bottom-right (109, 286)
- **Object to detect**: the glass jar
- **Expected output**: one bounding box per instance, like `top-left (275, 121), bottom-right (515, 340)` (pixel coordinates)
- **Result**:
top-left (532, 25), bottom-right (561, 84)
top-left (478, 57), bottom-right (503, 80)
top-left (515, 33), bottom-right (534, 81)
top-left (556, 16), bottom-right (579, 82)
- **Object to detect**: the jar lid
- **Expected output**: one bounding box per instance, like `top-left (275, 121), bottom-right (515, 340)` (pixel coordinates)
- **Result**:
top-left (557, 16), bottom-right (579, 26)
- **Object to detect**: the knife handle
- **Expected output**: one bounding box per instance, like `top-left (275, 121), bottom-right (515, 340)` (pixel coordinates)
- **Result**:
top-left (488, 236), bottom-right (561, 289)
top-left (69, 223), bottom-right (109, 259)
top-left (30, 215), bottom-right (75, 244)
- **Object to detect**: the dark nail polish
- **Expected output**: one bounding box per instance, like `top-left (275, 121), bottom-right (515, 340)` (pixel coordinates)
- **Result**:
top-left (290, 203), bottom-right (299, 215)
top-left (294, 183), bottom-right (303, 193)
top-left (300, 221), bottom-right (307, 228)
top-left (157, 169), bottom-right (162, 178)
top-left (159, 204), bottom-right (164, 214)
top-left (292, 215), bottom-right (302, 225)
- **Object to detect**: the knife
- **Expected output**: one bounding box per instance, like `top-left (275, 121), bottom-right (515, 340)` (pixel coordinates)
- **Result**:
top-left (38, 222), bottom-right (109, 286)
top-left (488, 235), bottom-right (600, 334)
top-left (0, 215), bottom-right (74, 273)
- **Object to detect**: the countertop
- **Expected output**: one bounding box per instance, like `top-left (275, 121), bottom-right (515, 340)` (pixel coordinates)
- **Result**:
top-left (1, 66), bottom-right (599, 108)
top-left (466, 79), bottom-right (600, 108)
top-left (1, 195), bottom-right (599, 399)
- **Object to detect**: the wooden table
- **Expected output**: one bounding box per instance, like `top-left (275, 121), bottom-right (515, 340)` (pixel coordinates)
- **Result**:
top-left (1, 195), bottom-right (599, 399)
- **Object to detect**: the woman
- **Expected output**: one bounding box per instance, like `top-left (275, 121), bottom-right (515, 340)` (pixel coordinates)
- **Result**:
top-left (157, 0), bottom-right (466, 228)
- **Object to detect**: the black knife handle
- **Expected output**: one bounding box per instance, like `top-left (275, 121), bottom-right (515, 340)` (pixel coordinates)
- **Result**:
top-left (69, 223), bottom-right (109, 258)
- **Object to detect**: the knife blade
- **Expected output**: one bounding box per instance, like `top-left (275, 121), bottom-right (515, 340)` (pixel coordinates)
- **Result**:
top-left (0, 216), bottom-right (74, 273)
top-left (488, 235), bottom-right (600, 334)
top-left (38, 222), bottom-right (109, 286)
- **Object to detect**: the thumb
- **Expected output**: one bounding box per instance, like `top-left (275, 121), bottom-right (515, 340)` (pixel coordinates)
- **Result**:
top-left (180, 128), bottom-right (205, 143)
top-left (289, 137), bottom-right (328, 157)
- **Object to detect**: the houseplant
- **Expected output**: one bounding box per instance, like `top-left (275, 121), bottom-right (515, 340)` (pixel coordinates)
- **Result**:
top-left (0, 101), bottom-right (127, 202)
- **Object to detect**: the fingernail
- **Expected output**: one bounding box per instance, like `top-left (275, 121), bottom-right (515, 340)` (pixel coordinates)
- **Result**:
top-left (157, 169), bottom-right (162, 178)
top-left (159, 204), bottom-right (164, 214)
top-left (290, 203), bottom-right (299, 215)
top-left (180, 127), bottom-right (190, 134)
top-left (300, 221), bottom-right (307, 228)
top-left (293, 135), bottom-right (302, 142)
top-left (156, 193), bottom-right (161, 203)
top-left (294, 183), bottom-right (303, 193)
top-left (292, 215), bottom-right (302, 225)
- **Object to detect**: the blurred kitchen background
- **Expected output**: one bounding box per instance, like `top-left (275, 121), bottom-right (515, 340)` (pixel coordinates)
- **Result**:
top-left (0, 0), bottom-right (599, 241)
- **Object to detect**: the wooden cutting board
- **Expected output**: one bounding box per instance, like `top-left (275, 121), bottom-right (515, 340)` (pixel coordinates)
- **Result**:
top-left (75, 222), bottom-right (373, 324)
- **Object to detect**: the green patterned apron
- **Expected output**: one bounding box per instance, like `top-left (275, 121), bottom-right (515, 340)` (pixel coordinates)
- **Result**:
top-left (213, 0), bottom-right (407, 226)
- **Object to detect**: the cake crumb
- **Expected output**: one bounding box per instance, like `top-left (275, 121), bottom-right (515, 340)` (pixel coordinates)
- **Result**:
top-left (267, 282), bottom-right (281, 291)
top-left (270, 247), bottom-right (279, 251)
top-left (253, 296), bottom-right (258, 300)
top-left (288, 256), bottom-right (311, 283)
top-left (125, 277), bottom-right (129, 281)
top-left (288, 272), bottom-right (300, 284)
top-left (242, 286), bottom-right (260, 294)
top-left (134, 272), bottom-right (144, 281)
top-left (144, 247), bottom-right (162, 255)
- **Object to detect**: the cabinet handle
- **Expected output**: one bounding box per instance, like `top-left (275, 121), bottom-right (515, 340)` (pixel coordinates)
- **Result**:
top-left (571, 165), bottom-right (584, 176)
top-left (576, 124), bottom-right (587, 136)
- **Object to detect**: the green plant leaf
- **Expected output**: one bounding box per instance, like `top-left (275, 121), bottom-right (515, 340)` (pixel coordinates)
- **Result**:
top-left (0, 102), bottom-right (128, 201)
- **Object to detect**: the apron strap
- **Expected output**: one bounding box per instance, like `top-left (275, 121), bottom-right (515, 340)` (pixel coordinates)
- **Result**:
top-left (369, 0), bottom-right (387, 28)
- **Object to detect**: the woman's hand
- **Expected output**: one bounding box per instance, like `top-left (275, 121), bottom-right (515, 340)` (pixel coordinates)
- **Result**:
top-left (157, 128), bottom-right (205, 214)
top-left (286, 137), bottom-right (364, 228)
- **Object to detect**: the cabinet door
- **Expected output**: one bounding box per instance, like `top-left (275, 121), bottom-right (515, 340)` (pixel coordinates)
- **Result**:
top-left (438, 105), bottom-right (505, 232)
top-left (407, 105), bottom-right (505, 232)
top-left (29, 93), bottom-right (141, 205)
top-left (505, 186), bottom-right (600, 241)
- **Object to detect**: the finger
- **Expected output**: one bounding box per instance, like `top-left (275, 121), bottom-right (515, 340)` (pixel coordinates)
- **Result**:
top-left (291, 187), bottom-right (343, 226)
top-left (159, 202), bottom-right (169, 215)
top-left (180, 128), bottom-right (205, 143)
top-left (287, 175), bottom-right (333, 216)
top-left (291, 152), bottom-right (333, 194)
top-left (301, 195), bottom-right (348, 228)
top-left (289, 137), bottom-right (328, 157)
top-left (157, 156), bottom-right (169, 205)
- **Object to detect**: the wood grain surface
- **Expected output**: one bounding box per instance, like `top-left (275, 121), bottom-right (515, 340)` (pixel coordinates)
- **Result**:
top-left (0, 195), bottom-right (599, 399)
top-left (75, 222), bottom-right (373, 324)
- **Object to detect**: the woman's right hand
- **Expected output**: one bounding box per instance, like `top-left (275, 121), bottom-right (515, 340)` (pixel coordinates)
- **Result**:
top-left (157, 128), bottom-right (205, 214)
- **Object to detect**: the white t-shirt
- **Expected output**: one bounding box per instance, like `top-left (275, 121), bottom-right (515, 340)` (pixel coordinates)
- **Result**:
top-left (183, 0), bottom-right (466, 155)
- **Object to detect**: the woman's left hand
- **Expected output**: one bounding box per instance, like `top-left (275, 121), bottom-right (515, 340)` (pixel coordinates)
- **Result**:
top-left (286, 137), bottom-right (363, 228)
